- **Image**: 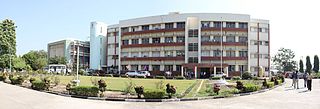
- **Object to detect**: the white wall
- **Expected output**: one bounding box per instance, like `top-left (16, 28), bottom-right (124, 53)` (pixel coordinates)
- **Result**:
top-left (90, 21), bottom-right (107, 70)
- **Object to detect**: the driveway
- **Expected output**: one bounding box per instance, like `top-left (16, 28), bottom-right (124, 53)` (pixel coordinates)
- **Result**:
top-left (1, 79), bottom-right (319, 109)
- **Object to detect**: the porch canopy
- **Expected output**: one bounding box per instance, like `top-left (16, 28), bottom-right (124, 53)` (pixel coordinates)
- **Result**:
top-left (181, 63), bottom-right (229, 78)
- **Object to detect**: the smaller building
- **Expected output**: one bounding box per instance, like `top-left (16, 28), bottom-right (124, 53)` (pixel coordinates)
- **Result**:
top-left (47, 39), bottom-right (90, 70)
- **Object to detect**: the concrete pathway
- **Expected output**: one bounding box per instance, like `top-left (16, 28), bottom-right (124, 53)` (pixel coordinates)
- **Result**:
top-left (1, 79), bottom-right (320, 109)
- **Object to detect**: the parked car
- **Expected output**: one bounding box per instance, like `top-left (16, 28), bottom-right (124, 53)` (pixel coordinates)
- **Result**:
top-left (125, 71), bottom-right (150, 77)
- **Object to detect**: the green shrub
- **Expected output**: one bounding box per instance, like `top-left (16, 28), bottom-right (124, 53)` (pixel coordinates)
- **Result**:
top-left (120, 75), bottom-right (128, 78)
top-left (242, 72), bottom-right (252, 80)
top-left (252, 76), bottom-right (259, 80)
top-left (70, 86), bottom-right (99, 97)
top-left (53, 76), bottom-right (60, 86)
top-left (105, 74), bottom-right (113, 77)
top-left (232, 76), bottom-right (241, 80)
top-left (236, 81), bottom-right (244, 91)
top-left (243, 83), bottom-right (261, 93)
top-left (134, 86), bottom-right (144, 99)
top-left (123, 79), bottom-right (135, 94)
top-left (31, 80), bottom-right (47, 90)
top-left (211, 76), bottom-right (221, 80)
top-left (266, 82), bottom-right (274, 88)
top-left (219, 88), bottom-right (239, 97)
top-left (175, 76), bottom-right (185, 80)
top-left (9, 76), bottom-right (19, 85)
top-left (98, 79), bottom-right (107, 92)
top-left (143, 90), bottom-right (166, 99)
top-left (137, 75), bottom-right (146, 78)
top-left (166, 83), bottom-right (176, 98)
top-left (155, 76), bottom-right (166, 79)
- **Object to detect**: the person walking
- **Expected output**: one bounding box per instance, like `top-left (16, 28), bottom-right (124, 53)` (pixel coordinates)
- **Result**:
top-left (295, 71), bottom-right (299, 89)
top-left (303, 72), bottom-right (308, 88)
top-left (291, 71), bottom-right (295, 87)
top-left (307, 73), bottom-right (313, 91)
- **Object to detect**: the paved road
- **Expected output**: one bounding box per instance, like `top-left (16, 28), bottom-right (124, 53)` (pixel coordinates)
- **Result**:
top-left (1, 79), bottom-right (320, 109)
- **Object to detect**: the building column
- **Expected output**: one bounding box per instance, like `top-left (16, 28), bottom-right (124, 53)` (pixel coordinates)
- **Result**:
top-left (225, 67), bottom-right (229, 77)
top-left (194, 66), bottom-right (198, 78)
top-left (214, 66), bottom-right (217, 77)
top-left (181, 66), bottom-right (184, 77)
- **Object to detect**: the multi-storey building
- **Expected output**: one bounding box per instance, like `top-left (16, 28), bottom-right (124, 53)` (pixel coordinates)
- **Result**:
top-left (47, 39), bottom-right (90, 70)
top-left (90, 12), bottom-right (270, 77)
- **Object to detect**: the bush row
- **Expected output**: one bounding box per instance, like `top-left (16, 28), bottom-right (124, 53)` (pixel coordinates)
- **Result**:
top-left (70, 86), bottom-right (100, 97)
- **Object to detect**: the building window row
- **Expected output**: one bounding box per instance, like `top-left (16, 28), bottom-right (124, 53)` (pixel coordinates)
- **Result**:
top-left (201, 21), bottom-right (248, 28)
top-left (251, 40), bottom-right (269, 46)
top-left (121, 50), bottom-right (185, 58)
top-left (121, 65), bottom-right (183, 72)
top-left (122, 36), bottom-right (185, 45)
top-left (250, 27), bottom-right (269, 33)
top-left (201, 50), bottom-right (248, 57)
top-left (121, 22), bottom-right (186, 33)
top-left (188, 29), bottom-right (198, 37)
top-left (251, 53), bottom-right (269, 59)
top-left (201, 36), bottom-right (247, 43)
top-left (188, 43), bottom-right (198, 51)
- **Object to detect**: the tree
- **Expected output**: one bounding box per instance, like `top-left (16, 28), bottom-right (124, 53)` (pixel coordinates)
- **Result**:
top-left (22, 50), bottom-right (47, 70)
top-left (0, 54), bottom-right (11, 69)
top-left (13, 56), bottom-right (27, 71)
top-left (49, 56), bottom-right (67, 64)
top-left (272, 48), bottom-right (297, 71)
top-left (313, 55), bottom-right (319, 73)
top-left (0, 19), bottom-right (16, 56)
top-left (306, 56), bottom-right (312, 73)
top-left (299, 60), bottom-right (304, 73)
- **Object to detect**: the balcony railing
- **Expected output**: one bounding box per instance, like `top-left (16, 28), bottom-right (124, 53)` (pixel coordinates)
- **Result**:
top-left (121, 42), bottom-right (185, 48)
top-left (122, 28), bottom-right (185, 36)
top-left (201, 27), bottom-right (248, 32)
top-left (201, 56), bottom-right (247, 60)
top-left (121, 56), bottom-right (185, 61)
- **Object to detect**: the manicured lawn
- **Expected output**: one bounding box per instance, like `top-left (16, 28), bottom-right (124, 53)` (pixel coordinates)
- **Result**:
top-left (56, 76), bottom-right (196, 94)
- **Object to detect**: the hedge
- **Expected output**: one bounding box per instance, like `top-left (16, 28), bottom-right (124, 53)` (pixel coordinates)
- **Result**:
top-left (211, 76), bottom-right (221, 80)
top-left (105, 74), bottom-right (113, 77)
top-left (143, 90), bottom-right (166, 99)
top-left (31, 80), bottom-right (47, 90)
top-left (155, 76), bottom-right (166, 79)
top-left (175, 76), bottom-right (185, 80)
top-left (232, 76), bottom-right (241, 80)
top-left (243, 83), bottom-right (261, 93)
top-left (266, 82), bottom-right (274, 88)
top-left (70, 86), bottom-right (99, 97)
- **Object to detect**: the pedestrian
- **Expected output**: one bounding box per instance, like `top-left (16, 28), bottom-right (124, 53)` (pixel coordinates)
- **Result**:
top-left (295, 71), bottom-right (299, 89)
top-left (307, 73), bottom-right (312, 91)
top-left (291, 71), bottom-right (295, 87)
top-left (292, 71), bottom-right (297, 88)
top-left (303, 72), bottom-right (308, 88)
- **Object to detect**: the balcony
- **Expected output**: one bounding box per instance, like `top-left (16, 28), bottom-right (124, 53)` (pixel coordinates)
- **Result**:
top-left (121, 56), bottom-right (185, 61)
top-left (201, 42), bottom-right (247, 46)
top-left (122, 28), bottom-right (185, 36)
top-left (201, 27), bottom-right (248, 32)
top-left (201, 56), bottom-right (247, 60)
top-left (121, 42), bottom-right (185, 48)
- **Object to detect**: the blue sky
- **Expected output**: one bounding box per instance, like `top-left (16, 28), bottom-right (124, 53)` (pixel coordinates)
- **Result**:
top-left (1, 0), bottom-right (320, 61)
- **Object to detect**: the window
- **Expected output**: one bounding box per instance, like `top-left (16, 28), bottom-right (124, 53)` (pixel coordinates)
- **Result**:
top-left (152, 65), bottom-right (160, 71)
top-left (141, 65), bottom-right (149, 71)
top-left (250, 27), bottom-right (257, 32)
top-left (228, 65), bottom-right (236, 72)
top-left (214, 22), bottom-right (222, 28)
top-left (251, 40), bottom-right (258, 45)
top-left (121, 52), bottom-right (128, 57)
top-left (177, 36), bottom-right (185, 42)
top-left (265, 41), bottom-right (269, 46)
top-left (226, 36), bottom-right (235, 42)
top-left (226, 22), bottom-right (235, 28)
top-left (226, 51), bottom-right (235, 57)
top-left (141, 52), bottom-right (149, 57)
top-left (164, 51), bottom-right (174, 57)
top-left (188, 29), bottom-right (198, 37)
top-left (188, 43), bottom-right (198, 51)
top-left (142, 25), bottom-right (149, 31)
top-left (176, 50), bottom-right (185, 56)
top-left (152, 24), bottom-right (161, 30)
top-left (259, 28), bottom-right (263, 32)
top-left (213, 36), bottom-right (222, 42)
top-left (176, 65), bottom-right (182, 71)
top-left (131, 52), bottom-right (139, 57)
top-left (239, 51), bottom-right (248, 57)
top-left (201, 51), bottom-right (210, 56)
top-left (201, 36), bottom-right (210, 42)
top-left (131, 39), bottom-right (139, 44)
top-left (201, 21), bottom-right (210, 28)
top-left (142, 38), bottom-right (149, 44)
top-left (188, 57), bottom-right (198, 63)
top-left (122, 40), bottom-right (129, 45)
top-left (132, 26), bottom-right (139, 32)
top-left (121, 65), bottom-right (128, 71)
top-left (239, 65), bottom-right (247, 72)
top-left (152, 38), bottom-right (160, 43)
top-left (239, 37), bottom-right (248, 43)
top-left (152, 51), bottom-right (160, 57)
top-left (165, 37), bottom-right (174, 43)
top-left (165, 23), bottom-right (174, 29)
top-left (177, 22), bottom-right (185, 28)
top-left (213, 50), bottom-right (222, 56)
top-left (164, 65), bottom-right (173, 71)
top-left (239, 22), bottom-right (248, 28)
top-left (131, 65), bottom-right (138, 71)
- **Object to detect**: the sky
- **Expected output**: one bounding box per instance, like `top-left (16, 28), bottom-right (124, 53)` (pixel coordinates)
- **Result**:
top-left (0, 0), bottom-right (319, 62)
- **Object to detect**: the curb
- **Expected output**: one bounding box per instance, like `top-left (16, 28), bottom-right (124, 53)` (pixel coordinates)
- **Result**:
top-left (0, 81), bottom-right (286, 102)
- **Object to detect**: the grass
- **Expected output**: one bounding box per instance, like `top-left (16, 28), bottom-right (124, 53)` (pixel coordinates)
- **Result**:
top-left (54, 75), bottom-right (196, 95)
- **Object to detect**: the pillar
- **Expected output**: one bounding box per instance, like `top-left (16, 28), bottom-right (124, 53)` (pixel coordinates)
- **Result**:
top-left (225, 67), bottom-right (229, 77)
top-left (194, 66), bottom-right (197, 78)
top-left (214, 66), bottom-right (217, 77)
top-left (181, 66), bottom-right (184, 77)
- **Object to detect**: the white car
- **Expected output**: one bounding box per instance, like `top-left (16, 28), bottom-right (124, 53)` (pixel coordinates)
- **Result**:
top-left (126, 71), bottom-right (150, 77)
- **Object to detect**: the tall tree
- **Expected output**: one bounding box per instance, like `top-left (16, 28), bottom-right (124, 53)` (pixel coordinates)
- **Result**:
top-left (306, 56), bottom-right (312, 74)
top-left (0, 19), bottom-right (16, 56)
top-left (272, 48), bottom-right (297, 71)
top-left (313, 55), bottom-right (319, 73)
top-left (22, 50), bottom-right (47, 70)
top-left (49, 56), bottom-right (67, 64)
top-left (13, 56), bottom-right (27, 71)
top-left (299, 59), bottom-right (304, 73)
